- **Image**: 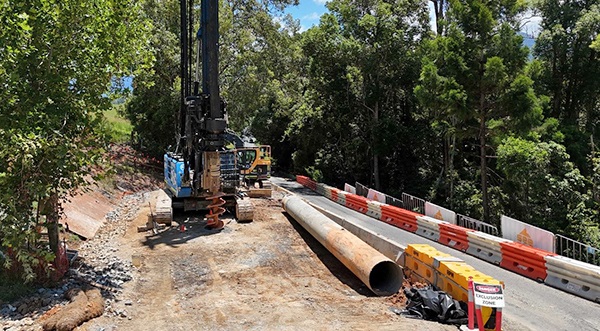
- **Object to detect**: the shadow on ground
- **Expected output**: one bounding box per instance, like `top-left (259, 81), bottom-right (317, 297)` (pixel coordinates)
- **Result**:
top-left (283, 212), bottom-right (375, 297)
top-left (140, 213), bottom-right (230, 250)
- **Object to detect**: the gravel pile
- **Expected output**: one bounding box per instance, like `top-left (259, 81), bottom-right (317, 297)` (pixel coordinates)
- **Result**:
top-left (1, 192), bottom-right (148, 331)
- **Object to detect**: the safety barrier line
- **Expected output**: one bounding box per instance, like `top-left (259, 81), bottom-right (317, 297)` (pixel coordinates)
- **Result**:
top-left (415, 215), bottom-right (446, 241)
top-left (499, 242), bottom-right (555, 282)
top-left (438, 223), bottom-right (474, 252)
top-left (466, 231), bottom-right (510, 265)
top-left (294, 175), bottom-right (600, 303)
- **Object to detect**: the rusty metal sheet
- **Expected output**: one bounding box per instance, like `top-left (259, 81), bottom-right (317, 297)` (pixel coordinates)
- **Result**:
top-left (60, 192), bottom-right (115, 239)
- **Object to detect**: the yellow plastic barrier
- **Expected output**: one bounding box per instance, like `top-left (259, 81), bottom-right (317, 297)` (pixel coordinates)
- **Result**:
top-left (405, 244), bottom-right (503, 329)
top-left (405, 254), bottom-right (437, 284)
top-left (405, 244), bottom-right (456, 266)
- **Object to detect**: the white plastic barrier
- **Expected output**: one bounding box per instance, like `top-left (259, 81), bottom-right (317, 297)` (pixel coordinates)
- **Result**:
top-left (315, 183), bottom-right (327, 196)
top-left (336, 190), bottom-right (347, 205)
top-left (416, 216), bottom-right (447, 242)
top-left (322, 184), bottom-right (333, 199)
top-left (544, 255), bottom-right (600, 303)
top-left (466, 231), bottom-right (511, 265)
top-left (425, 202), bottom-right (457, 224)
top-left (366, 200), bottom-right (384, 219)
top-left (367, 188), bottom-right (386, 203)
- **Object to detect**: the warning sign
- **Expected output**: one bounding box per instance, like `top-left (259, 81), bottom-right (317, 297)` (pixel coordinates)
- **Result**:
top-left (473, 283), bottom-right (504, 308)
top-left (501, 215), bottom-right (555, 252)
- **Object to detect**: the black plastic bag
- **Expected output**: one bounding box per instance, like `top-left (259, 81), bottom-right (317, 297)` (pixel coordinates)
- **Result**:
top-left (401, 286), bottom-right (468, 325)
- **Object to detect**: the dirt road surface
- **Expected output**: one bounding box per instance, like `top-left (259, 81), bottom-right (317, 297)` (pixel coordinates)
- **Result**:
top-left (77, 190), bottom-right (456, 331)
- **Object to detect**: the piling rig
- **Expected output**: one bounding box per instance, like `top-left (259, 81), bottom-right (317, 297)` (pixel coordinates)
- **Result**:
top-left (161, 0), bottom-right (254, 229)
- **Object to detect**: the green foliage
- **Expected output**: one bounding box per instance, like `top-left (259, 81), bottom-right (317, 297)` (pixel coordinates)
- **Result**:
top-left (120, 0), bottom-right (600, 250)
top-left (533, 0), bottom-right (600, 171)
top-left (0, 0), bottom-right (152, 281)
top-left (103, 105), bottom-right (134, 143)
top-left (498, 138), bottom-right (584, 230)
top-left (415, 0), bottom-right (537, 221)
top-left (0, 271), bottom-right (37, 302)
top-left (124, 0), bottom-right (179, 157)
top-left (295, 0), bottom-right (431, 190)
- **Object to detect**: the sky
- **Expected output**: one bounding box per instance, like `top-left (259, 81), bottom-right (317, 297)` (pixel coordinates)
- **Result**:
top-left (284, 0), bottom-right (542, 36)
top-left (284, 0), bottom-right (329, 32)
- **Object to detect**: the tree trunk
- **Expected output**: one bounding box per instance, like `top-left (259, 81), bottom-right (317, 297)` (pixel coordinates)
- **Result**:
top-left (373, 101), bottom-right (380, 190)
top-left (449, 129), bottom-right (457, 208)
top-left (430, 0), bottom-right (446, 35)
top-left (42, 192), bottom-right (60, 256)
top-left (479, 111), bottom-right (489, 223)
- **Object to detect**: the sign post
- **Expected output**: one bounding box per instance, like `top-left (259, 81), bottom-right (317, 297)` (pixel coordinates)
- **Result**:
top-left (467, 277), bottom-right (505, 331)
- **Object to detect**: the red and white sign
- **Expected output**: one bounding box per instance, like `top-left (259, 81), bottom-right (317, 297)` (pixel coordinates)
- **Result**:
top-left (425, 202), bottom-right (456, 224)
top-left (501, 215), bottom-right (555, 252)
top-left (344, 183), bottom-right (356, 194)
top-left (473, 282), bottom-right (504, 308)
top-left (367, 189), bottom-right (386, 203)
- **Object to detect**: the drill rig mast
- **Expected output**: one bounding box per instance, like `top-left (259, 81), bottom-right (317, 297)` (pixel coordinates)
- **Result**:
top-left (162, 0), bottom-right (254, 229)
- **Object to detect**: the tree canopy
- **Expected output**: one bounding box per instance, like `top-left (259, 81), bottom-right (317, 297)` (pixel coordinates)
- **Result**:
top-left (2, 0), bottom-right (600, 280)
top-left (0, 0), bottom-right (151, 281)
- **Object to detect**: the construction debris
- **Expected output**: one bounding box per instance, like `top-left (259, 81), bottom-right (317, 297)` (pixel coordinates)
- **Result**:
top-left (395, 286), bottom-right (468, 325)
top-left (40, 288), bottom-right (104, 331)
top-left (150, 189), bottom-right (172, 225)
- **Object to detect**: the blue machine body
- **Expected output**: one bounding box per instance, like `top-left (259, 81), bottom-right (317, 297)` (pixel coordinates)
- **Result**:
top-left (164, 151), bottom-right (238, 199)
top-left (164, 153), bottom-right (192, 198)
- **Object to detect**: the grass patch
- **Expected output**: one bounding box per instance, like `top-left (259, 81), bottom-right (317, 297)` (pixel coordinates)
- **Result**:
top-left (0, 272), bottom-right (37, 303)
top-left (104, 105), bottom-right (133, 143)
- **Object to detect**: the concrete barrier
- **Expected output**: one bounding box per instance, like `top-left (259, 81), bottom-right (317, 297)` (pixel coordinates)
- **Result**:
top-left (544, 255), bottom-right (600, 303)
top-left (466, 231), bottom-right (510, 265)
top-left (366, 200), bottom-right (383, 220)
top-left (416, 215), bottom-right (447, 242)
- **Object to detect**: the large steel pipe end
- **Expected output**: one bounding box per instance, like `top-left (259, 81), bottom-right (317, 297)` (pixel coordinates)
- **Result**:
top-left (370, 260), bottom-right (403, 296)
top-left (283, 195), bottom-right (402, 296)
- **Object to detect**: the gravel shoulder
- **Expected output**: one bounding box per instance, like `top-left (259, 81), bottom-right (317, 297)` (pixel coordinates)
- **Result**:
top-left (78, 190), bottom-right (456, 331)
top-left (2, 187), bottom-right (457, 331)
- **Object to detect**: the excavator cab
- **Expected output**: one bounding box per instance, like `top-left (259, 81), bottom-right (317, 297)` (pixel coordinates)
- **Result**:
top-left (236, 145), bottom-right (271, 189)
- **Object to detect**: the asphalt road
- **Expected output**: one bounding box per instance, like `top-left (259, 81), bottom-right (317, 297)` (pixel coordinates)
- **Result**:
top-left (271, 177), bottom-right (600, 331)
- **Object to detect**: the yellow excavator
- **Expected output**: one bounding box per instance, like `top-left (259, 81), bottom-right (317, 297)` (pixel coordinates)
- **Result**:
top-left (223, 130), bottom-right (272, 196)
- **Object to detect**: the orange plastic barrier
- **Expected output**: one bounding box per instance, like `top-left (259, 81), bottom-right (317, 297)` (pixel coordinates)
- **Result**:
top-left (296, 175), bottom-right (317, 190)
top-left (344, 194), bottom-right (368, 213)
top-left (380, 205), bottom-right (420, 233)
top-left (499, 242), bottom-right (555, 281)
top-left (438, 223), bottom-right (474, 251)
top-left (295, 175), bottom-right (308, 184)
top-left (330, 188), bottom-right (339, 202)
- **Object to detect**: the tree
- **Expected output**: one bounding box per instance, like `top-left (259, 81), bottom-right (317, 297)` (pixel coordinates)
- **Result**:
top-left (220, 0), bottom-right (306, 171)
top-left (0, 0), bottom-right (151, 281)
top-left (415, 0), bottom-right (541, 223)
top-left (533, 1), bottom-right (600, 173)
top-left (125, 0), bottom-right (180, 157)
top-left (298, 0), bottom-right (430, 190)
top-left (497, 137), bottom-right (586, 232)
top-left (125, 0), bottom-right (302, 166)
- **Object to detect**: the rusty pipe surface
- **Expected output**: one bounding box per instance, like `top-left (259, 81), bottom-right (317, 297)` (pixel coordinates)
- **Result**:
top-left (282, 195), bottom-right (402, 296)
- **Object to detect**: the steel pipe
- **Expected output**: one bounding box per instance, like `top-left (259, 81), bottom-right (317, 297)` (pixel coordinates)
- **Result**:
top-left (283, 195), bottom-right (402, 296)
